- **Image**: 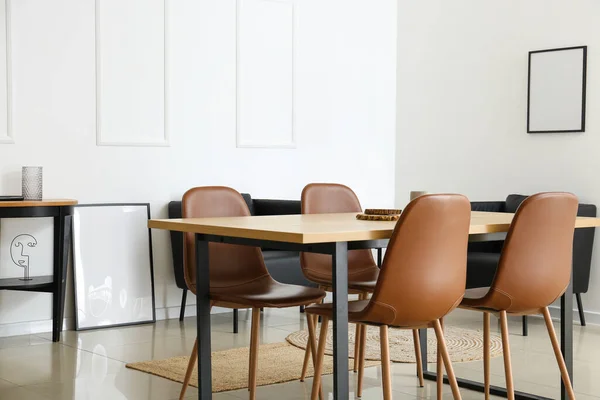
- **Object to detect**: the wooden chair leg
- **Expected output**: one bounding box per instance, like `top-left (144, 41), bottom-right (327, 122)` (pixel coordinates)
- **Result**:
top-left (437, 317), bottom-right (444, 399)
top-left (542, 308), bottom-right (576, 400)
top-left (301, 314), bottom-right (316, 381)
top-left (484, 312), bottom-right (491, 400)
top-left (353, 322), bottom-right (361, 372)
top-left (499, 310), bottom-right (515, 400)
top-left (433, 319), bottom-right (461, 400)
top-left (357, 324), bottom-right (367, 397)
top-left (311, 317), bottom-right (329, 400)
top-left (248, 316), bottom-right (255, 389)
top-left (179, 338), bottom-right (198, 400)
top-left (380, 325), bottom-right (392, 400)
top-left (249, 308), bottom-right (260, 400)
top-left (354, 293), bottom-right (365, 372)
top-left (412, 329), bottom-right (424, 387)
top-left (307, 315), bottom-right (324, 400)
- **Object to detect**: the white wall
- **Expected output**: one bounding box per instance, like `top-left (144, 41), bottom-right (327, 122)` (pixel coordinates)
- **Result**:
top-left (396, 1), bottom-right (600, 321)
top-left (0, 0), bottom-right (397, 336)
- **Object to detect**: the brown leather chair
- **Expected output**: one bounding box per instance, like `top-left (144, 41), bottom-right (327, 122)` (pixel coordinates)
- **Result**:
top-left (460, 192), bottom-right (578, 400)
top-left (306, 194), bottom-right (471, 400)
top-left (179, 186), bottom-right (326, 400)
top-left (299, 183), bottom-right (424, 381)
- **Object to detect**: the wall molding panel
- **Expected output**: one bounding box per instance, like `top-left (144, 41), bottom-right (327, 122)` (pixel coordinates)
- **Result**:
top-left (95, 0), bottom-right (169, 147)
top-left (0, 0), bottom-right (12, 144)
top-left (236, 0), bottom-right (295, 149)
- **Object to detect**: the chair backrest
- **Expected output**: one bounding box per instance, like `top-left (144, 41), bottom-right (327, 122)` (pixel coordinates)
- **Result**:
top-left (182, 186), bottom-right (270, 293)
top-left (363, 194), bottom-right (471, 326)
top-left (300, 183), bottom-right (376, 279)
top-left (489, 192), bottom-right (578, 313)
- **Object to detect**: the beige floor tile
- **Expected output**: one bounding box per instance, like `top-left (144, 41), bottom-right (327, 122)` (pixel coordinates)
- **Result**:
top-left (0, 306), bottom-right (598, 399)
top-left (25, 367), bottom-right (190, 400)
top-left (0, 343), bottom-right (123, 386)
top-left (94, 335), bottom-right (197, 364)
top-left (0, 386), bottom-right (51, 400)
top-left (0, 378), bottom-right (17, 390)
top-left (0, 334), bottom-right (51, 349)
top-left (37, 324), bottom-right (160, 351)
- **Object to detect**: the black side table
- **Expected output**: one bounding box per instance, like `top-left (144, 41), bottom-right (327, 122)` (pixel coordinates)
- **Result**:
top-left (0, 199), bottom-right (77, 342)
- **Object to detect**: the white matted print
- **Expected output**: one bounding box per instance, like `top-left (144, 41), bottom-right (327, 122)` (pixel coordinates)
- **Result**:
top-left (73, 204), bottom-right (155, 330)
top-left (0, 218), bottom-right (53, 280)
top-left (527, 46), bottom-right (587, 133)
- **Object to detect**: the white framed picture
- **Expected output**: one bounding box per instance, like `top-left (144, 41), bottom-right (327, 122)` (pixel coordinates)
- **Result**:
top-left (73, 203), bottom-right (155, 330)
top-left (527, 46), bottom-right (587, 133)
top-left (0, 218), bottom-right (53, 280)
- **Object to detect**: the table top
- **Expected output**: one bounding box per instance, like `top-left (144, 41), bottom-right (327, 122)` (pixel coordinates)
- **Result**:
top-left (149, 211), bottom-right (600, 244)
top-left (0, 199), bottom-right (78, 208)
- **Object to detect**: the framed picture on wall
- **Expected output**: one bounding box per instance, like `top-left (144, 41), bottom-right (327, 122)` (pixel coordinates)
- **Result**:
top-left (527, 46), bottom-right (587, 133)
top-left (73, 203), bottom-right (156, 330)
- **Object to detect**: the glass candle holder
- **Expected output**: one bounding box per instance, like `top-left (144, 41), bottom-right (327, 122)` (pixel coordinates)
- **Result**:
top-left (22, 166), bottom-right (43, 200)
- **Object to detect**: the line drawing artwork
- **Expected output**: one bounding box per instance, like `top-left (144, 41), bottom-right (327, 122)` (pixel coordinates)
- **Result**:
top-left (10, 234), bottom-right (37, 281)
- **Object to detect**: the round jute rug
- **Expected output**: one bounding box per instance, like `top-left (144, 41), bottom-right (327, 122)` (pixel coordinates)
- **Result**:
top-left (286, 323), bottom-right (503, 363)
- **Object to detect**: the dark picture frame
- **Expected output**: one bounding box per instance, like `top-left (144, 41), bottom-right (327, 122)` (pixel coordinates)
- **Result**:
top-left (72, 203), bottom-right (156, 331)
top-left (527, 46), bottom-right (587, 134)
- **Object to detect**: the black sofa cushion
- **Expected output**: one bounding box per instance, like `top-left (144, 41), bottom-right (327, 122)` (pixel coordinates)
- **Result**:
top-left (470, 201), bottom-right (506, 213)
top-left (466, 252), bottom-right (500, 289)
top-left (241, 193), bottom-right (254, 215)
top-left (505, 194), bottom-right (528, 213)
top-left (262, 251), bottom-right (316, 287)
top-left (573, 203), bottom-right (597, 293)
top-left (253, 198), bottom-right (301, 216)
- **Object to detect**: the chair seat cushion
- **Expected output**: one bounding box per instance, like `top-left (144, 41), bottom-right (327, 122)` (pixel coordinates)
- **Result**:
top-left (210, 276), bottom-right (325, 308)
top-left (460, 286), bottom-right (512, 312)
top-left (305, 299), bottom-right (370, 320)
top-left (460, 287), bottom-right (494, 310)
top-left (464, 287), bottom-right (490, 300)
top-left (305, 266), bottom-right (379, 292)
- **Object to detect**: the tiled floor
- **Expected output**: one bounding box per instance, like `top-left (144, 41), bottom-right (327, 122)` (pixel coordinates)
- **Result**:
top-left (0, 308), bottom-right (598, 399)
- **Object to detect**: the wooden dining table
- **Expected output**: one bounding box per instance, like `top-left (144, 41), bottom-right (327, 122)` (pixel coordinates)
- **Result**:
top-left (149, 211), bottom-right (600, 400)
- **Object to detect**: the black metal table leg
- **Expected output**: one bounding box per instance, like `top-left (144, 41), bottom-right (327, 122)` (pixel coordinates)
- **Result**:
top-left (561, 275), bottom-right (574, 400)
top-left (195, 235), bottom-right (212, 400)
top-left (522, 316), bottom-right (529, 336)
top-left (179, 289), bottom-right (188, 322)
top-left (233, 309), bottom-right (239, 334)
top-left (332, 242), bottom-right (349, 400)
top-left (377, 248), bottom-right (383, 267)
top-left (418, 328), bottom-right (427, 374)
top-left (576, 293), bottom-right (586, 326)
top-left (52, 210), bottom-right (71, 342)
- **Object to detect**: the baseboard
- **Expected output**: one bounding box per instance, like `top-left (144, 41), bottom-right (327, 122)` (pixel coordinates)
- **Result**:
top-left (155, 304), bottom-right (231, 320)
top-left (2, 302), bottom-right (596, 339)
top-left (0, 305), bottom-right (233, 339)
top-left (0, 317), bottom-right (74, 338)
top-left (547, 305), bottom-right (600, 326)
